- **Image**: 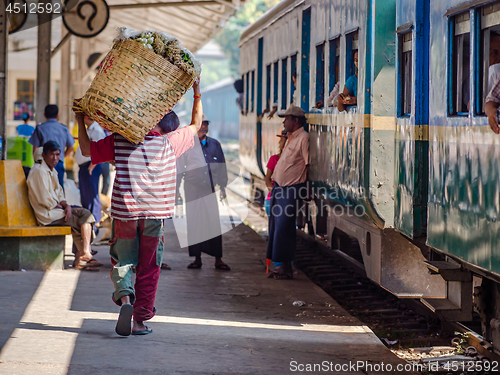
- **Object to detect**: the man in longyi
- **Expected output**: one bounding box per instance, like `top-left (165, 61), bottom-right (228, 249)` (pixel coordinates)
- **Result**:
top-left (75, 81), bottom-right (203, 336)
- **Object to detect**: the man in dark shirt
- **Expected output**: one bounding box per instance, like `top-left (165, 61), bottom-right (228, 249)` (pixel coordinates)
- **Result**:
top-left (29, 104), bottom-right (75, 188)
top-left (179, 116), bottom-right (230, 270)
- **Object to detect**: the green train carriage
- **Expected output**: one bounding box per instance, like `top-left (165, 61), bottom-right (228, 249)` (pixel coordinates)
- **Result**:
top-left (239, 0), bottom-right (500, 353)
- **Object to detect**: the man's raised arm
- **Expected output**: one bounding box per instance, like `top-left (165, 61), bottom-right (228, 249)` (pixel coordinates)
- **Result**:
top-left (188, 81), bottom-right (203, 135)
top-left (73, 102), bottom-right (91, 157)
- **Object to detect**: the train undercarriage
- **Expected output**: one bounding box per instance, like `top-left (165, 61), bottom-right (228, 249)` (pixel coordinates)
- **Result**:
top-left (249, 173), bottom-right (500, 355)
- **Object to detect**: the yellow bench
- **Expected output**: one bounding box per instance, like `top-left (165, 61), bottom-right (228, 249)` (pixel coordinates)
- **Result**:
top-left (0, 160), bottom-right (71, 270)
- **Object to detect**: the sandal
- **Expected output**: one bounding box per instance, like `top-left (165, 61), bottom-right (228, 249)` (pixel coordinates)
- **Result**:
top-left (78, 259), bottom-right (103, 268)
top-left (75, 264), bottom-right (100, 271)
top-left (161, 263), bottom-right (171, 270)
top-left (267, 266), bottom-right (282, 278)
top-left (215, 263), bottom-right (231, 271)
top-left (187, 262), bottom-right (202, 269)
top-left (273, 271), bottom-right (293, 280)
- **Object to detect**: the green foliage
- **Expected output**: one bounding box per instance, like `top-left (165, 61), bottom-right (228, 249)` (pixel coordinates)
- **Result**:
top-left (452, 331), bottom-right (470, 355)
top-left (214, 0), bottom-right (281, 75)
top-left (198, 57), bottom-right (232, 87)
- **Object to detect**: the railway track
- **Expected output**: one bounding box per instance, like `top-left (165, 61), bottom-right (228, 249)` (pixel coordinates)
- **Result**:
top-left (224, 164), bottom-right (500, 372)
top-left (293, 234), bottom-right (500, 373)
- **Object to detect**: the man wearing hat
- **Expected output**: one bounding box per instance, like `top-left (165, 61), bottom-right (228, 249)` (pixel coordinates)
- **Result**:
top-left (267, 107), bottom-right (309, 279)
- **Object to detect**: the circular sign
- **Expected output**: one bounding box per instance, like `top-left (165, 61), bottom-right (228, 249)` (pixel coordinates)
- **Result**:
top-left (7, 0), bottom-right (28, 34)
top-left (63, 0), bottom-right (109, 38)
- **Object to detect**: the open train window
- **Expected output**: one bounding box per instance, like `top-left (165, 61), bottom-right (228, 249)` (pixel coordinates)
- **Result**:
top-left (281, 57), bottom-right (288, 110)
top-left (345, 31), bottom-right (359, 81)
top-left (477, 3), bottom-right (500, 115)
top-left (316, 43), bottom-right (325, 105)
top-left (399, 31), bottom-right (412, 116)
top-left (266, 64), bottom-right (271, 110)
top-left (245, 72), bottom-right (250, 113)
top-left (329, 37), bottom-right (340, 94)
top-left (291, 54), bottom-right (298, 106)
top-left (449, 12), bottom-right (470, 115)
top-left (273, 61), bottom-right (279, 107)
top-left (251, 70), bottom-right (255, 112)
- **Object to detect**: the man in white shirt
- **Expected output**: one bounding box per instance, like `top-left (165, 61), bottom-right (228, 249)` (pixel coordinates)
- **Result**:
top-left (27, 141), bottom-right (102, 270)
top-left (74, 116), bottom-right (107, 229)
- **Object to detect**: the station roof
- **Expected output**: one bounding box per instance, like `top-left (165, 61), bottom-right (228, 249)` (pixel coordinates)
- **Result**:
top-left (9, 0), bottom-right (245, 58)
top-left (94, 0), bottom-right (244, 53)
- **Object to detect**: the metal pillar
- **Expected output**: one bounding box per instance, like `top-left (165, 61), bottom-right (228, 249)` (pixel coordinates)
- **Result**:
top-left (0, 4), bottom-right (7, 160)
top-left (35, 9), bottom-right (52, 124)
top-left (59, 25), bottom-right (71, 126)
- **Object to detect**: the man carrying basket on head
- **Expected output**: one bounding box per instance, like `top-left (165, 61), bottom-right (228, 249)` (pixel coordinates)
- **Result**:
top-left (74, 81), bottom-right (203, 337)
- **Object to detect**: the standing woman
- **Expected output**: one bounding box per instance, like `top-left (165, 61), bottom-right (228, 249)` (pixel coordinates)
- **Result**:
top-left (265, 131), bottom-right (287, 276)
top-left (264, 131), bottom-right (287, 216)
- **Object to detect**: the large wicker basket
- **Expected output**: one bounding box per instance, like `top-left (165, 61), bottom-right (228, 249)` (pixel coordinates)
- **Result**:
top-left (78, 39), bottom-right (195, 144)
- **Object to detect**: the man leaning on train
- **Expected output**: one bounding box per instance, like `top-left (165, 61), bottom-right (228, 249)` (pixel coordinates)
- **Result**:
top-left (266, 106), bottom-right (310, 280)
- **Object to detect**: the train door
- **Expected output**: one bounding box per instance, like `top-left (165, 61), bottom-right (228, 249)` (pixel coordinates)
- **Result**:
top-left (394, 0), bottom-right (430, 238)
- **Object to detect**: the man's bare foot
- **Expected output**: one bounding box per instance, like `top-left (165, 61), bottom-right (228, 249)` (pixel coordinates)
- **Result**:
top-left (79, 252), bottom-right (93, 262)
top-left (132, 320), bottom-right (153, 335)
top-left (133, 320), bottom-right (147, 332)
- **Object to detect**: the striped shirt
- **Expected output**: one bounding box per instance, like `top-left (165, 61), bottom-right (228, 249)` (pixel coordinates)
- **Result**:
top-left (91, 127), bottom-right (194, 220)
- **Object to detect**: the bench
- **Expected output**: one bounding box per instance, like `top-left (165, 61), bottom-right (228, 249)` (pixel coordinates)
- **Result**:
top-left (0, 160), bottom-right (71, 271)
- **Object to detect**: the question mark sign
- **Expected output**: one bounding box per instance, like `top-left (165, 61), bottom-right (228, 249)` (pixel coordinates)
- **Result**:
top-left (77, 0), bottom-right (97, 31)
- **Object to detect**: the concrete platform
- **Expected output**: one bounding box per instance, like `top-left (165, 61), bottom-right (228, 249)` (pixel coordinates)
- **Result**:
top-left (0, 209), bottom-right (417, 374)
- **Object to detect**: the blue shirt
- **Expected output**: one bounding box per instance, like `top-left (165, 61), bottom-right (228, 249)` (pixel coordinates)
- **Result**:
top-left (345, 74), bottom-right (358, 97)
top-left (28, 118), bottom-right (75, 152)
top-left (17, 124), bottom-right (35, 137)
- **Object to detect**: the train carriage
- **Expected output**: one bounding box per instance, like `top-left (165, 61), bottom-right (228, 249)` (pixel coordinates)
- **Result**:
top-left (239, 0), bottom-right (500, 352)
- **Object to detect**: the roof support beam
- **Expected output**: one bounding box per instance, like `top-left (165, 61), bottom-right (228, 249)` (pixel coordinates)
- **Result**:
top-left (211, 0), bottom-right (237, 9)
top-left (0, 3), bottom-right (7, 160)
top-left (199, 5), bottom-right (231, 19)
top-left (176, 7), bottom-right (220, 23)
top-left (36, 7), bottom-right (52, 124)
top-left (51, 32), bottom-right (71, 57)
top-left (105, 14), bottom-right (201, 44)
top-left (108, 1), bottom-right (233, 10)
top-left (156, 9), bottom-right (214, 32)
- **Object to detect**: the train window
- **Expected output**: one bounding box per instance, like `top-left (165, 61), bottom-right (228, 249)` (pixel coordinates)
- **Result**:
top-left (339, 31), bottom-right (359, 111)
top-left (316, 43), bottom-right (325, 105)
top-left (245, 71), bottom-right (250, 113)
top-left (345, 31), bottom-right (359, 80)
top-left (281, 57), bottom-right (288, 110)
top-left (291, 54), bottom-right (298, 106)
top-left (449, 12), bottom-right (470, 115)
top-left (273, 61), bottom-right (279, 106)
top-left (329, 37), bottom-right (340, 94)
top-left (266, 64), bottom-right (271, 110)
top-left (399, 32), bottom-right (412, 116)
top-left (251, 70), bottom-right (255, 112)
top-left (477, 3), bottom-right (500, 115)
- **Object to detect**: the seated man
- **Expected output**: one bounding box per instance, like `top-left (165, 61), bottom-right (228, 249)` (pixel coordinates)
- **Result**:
top-left (337, 50), bottom-right (358, 112)
top-left (27, 141), bottom-right (102, 270)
